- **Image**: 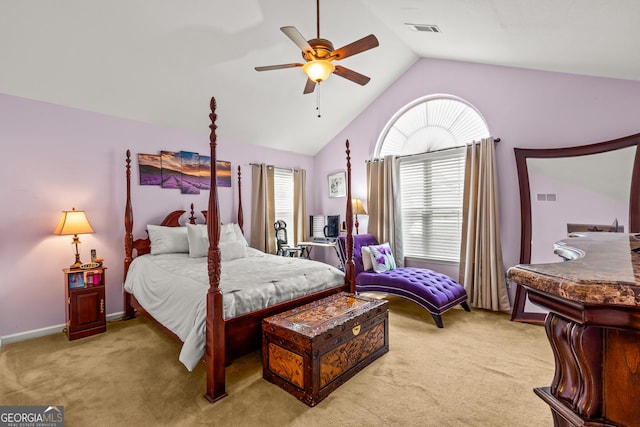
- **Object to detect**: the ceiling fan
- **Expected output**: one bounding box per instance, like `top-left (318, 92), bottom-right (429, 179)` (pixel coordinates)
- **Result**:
top-left (255, 0), bottom-right (379, 94)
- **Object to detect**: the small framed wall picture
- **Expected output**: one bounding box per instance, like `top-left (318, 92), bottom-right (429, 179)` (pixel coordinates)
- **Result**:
top-left (328, 171), bottom-right (347, 198)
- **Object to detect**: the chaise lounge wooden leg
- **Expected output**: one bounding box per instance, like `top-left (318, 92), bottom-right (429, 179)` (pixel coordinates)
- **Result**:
top-left (461, 301), bottom-right (471, 312)
top-left (431, 314), bottom-right (444, 328)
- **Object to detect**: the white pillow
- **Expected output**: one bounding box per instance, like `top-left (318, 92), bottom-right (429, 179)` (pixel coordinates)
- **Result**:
top-left (186, 223), bottom-right (208, 258)
top-left (220, 240), bottom-right (247, 261)
top-left (232, 223), bottom-right (247, 246)
top-left (361, 246), bottom-right (373, 271)
top-left (221, 223), bottom-right (247, 246)
top-left (188, 223), bottom-right (248, 258)
top-left (147, 225), bottom-right (189, 255)
top-left (220, 223), bottom-right (237, 244)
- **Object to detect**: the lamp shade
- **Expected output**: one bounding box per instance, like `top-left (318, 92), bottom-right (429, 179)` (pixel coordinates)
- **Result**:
top-left (53, 208), bottom-right (94, 236)
top-left (352, 198), bottom-right (367, 215)
top-left (302, 60), bottom-right (335, 82)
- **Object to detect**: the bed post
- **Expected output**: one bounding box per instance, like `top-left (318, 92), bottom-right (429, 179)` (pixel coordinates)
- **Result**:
top-left (204, 97), bottom-right (227, 403)
top-left (344, 140), bottom-right (356, 293)
top-left (123, 150), bottom-right (136, 320)
top-left (188, 203), bottom-right (197, 224)
top-left (237, 165), bottom-right (244, 232)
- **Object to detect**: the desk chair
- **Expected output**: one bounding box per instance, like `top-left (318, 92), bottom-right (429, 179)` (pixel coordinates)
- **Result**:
top-left (274, 220), bottom-right (302, 257)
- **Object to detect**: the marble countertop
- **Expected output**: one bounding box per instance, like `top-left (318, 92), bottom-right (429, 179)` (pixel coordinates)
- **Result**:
top-left (507, 233), bottom-right (640, 307)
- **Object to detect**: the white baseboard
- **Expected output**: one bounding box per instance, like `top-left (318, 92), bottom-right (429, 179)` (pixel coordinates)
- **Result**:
top-left (0, 311), bottom-right (124, 348)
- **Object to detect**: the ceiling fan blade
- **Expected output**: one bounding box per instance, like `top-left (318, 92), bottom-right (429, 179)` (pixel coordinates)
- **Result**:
top-left (281, 26), bottom-right (315, 56)
top-left (303, 78), bottom-right (317, 94)
top-left (331, 34), bottom-right (379, 60)
top-left (333, 66), bottom-right (371, 86)
top-left (255, 63), bottom-right (302, 71)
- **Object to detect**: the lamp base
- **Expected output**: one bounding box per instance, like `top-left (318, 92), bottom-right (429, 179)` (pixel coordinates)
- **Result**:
top-left (71, 241), bottom-right (82, 269)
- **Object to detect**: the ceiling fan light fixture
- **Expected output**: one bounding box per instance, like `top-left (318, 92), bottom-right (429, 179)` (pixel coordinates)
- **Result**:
top-left (303, 60), bottom-right (335, 82)
top-left (255, 0), bottom-right (378, 94)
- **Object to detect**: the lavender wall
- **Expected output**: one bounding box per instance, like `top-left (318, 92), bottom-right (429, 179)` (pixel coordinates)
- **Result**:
top-left (313, 57), bottom-right (640, 286)
top-left (0, 93), bottom-right (314, 338)
top-left (4, 57), bottom-right (640, 339)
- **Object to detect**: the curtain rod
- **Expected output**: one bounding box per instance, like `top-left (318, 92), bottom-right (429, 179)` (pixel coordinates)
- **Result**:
top-left (249, 163), bottom-right (299, 172)
top-left (367, 137), bottom-right (501, 162)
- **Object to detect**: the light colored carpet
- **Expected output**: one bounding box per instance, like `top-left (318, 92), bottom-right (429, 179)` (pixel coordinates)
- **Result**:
top-left (0, 296), bottom-right (553, 426)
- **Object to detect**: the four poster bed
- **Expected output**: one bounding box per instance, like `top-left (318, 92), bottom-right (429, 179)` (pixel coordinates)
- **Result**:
top-left (123, 97), bottom-right (356, 403)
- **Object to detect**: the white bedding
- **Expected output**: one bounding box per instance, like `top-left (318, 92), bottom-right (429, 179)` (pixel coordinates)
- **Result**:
top-left (123, 247), bottom-right (345, 371)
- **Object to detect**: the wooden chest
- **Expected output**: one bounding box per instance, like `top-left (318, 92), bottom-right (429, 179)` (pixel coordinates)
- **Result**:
top-left (262, 292), bottom-right (389, 406)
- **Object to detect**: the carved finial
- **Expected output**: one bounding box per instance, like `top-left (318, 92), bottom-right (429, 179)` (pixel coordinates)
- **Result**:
top-left (189, 203), bottom-right (196, 224)
top-left (345, 139), bottom-right (351, 169)
top-left (237, 165), bottom-right (244, 233)
top-left (126, 149), bottom-right (131, 175)
top-left (209, 97), bottom-right (218, 141)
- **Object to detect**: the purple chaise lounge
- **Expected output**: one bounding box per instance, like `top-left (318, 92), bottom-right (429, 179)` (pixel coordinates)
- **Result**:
top-left (338, 234), bottom-right (470, 328)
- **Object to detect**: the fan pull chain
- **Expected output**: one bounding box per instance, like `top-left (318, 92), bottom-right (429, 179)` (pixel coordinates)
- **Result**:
top-left (316, 83), bottom-right (321, 118)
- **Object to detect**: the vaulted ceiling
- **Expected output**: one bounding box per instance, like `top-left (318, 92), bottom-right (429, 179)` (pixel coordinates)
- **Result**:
top-left (2, 0), bottom-right (638, 155)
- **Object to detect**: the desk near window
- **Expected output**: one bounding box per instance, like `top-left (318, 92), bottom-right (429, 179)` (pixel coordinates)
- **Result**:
top-left (298, 239), bottom-right (343, 270)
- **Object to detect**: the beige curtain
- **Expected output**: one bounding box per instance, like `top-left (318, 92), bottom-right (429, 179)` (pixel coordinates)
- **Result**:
top-left (250, 164), bottom-right (275, 253)
top-left (459, 138), bottom-right (510, 312)
top-left (366, 155), bottom-right (403, 267)
top-left (292, 169), bottom-right (307, 245)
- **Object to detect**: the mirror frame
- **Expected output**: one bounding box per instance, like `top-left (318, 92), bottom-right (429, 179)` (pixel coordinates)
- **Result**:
top-left (511, 132), bottom-right (640, 323)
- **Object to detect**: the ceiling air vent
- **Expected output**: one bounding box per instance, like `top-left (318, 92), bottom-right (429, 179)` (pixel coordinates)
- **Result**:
top-left (405, 23), bottom-right (441, 33)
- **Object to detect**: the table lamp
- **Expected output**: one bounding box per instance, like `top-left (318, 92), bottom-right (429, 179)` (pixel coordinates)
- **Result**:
top-left (351, 198), bottom-right (367, 235)
top-left (53, 207), bottom-right (95, 268)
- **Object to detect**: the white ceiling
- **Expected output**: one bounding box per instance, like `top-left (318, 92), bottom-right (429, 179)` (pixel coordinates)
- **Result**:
top-left (2, 0), bottom-right (639, 155)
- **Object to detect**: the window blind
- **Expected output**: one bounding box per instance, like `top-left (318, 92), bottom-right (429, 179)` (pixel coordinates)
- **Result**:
top-left (399, 147), bottom-right (466, 262)
top-left (274, 168), bottom-right (294, 231)
top-left (310, 215), bottom-right (326, 238)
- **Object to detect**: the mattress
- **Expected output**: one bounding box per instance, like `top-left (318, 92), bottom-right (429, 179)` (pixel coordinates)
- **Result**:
top-left (124, 247), bottom-right (344, 371)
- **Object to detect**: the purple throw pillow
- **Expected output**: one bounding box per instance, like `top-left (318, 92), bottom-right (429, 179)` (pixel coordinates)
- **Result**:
top-left (369, 243), bottom-right (396, 273)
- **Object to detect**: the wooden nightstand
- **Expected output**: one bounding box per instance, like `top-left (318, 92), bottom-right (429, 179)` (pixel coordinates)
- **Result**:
top-left (63, 266), bottom-right (106, 340)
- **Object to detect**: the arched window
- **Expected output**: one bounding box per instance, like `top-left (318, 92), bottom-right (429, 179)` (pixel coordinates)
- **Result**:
top-left (376, 95), bottom-right (490, 262)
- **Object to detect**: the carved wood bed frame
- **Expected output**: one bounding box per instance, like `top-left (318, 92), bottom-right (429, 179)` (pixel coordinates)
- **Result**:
top-left (123, 97), bottom-right (356, 403)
